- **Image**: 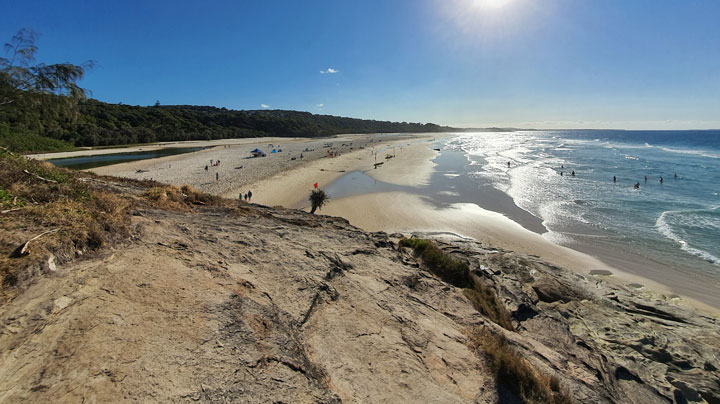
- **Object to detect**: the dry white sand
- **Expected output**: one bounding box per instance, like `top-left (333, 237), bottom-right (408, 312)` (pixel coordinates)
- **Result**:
top-left (85, 134), bottom-right (428, 200)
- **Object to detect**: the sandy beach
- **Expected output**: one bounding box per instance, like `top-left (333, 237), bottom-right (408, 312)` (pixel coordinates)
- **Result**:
top-left (65, 134), bottom-right (718, 313)
top-left (81, 134), bottom-right (429, 201)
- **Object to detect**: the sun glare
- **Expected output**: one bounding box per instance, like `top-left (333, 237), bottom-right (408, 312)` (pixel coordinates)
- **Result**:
top-left (474, 0), bottom-right (511, 10)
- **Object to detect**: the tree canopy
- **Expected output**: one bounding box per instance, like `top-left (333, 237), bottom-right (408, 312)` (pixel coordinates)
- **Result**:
top-left (0, 28), bottom-right (94, 103)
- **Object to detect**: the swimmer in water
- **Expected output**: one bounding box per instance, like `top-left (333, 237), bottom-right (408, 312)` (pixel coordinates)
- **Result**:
top-left (571, 170), bottom-right (575, 177)
top-left (634, 182), bottom-right (640, 189)
top-left (613, 176), bottom-right (616, 183)
top-left (660, 176), bottom-right (664, 184)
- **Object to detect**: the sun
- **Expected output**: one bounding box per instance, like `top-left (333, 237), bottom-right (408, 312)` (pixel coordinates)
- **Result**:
top-left (474, 0), bottom-right (512, 9)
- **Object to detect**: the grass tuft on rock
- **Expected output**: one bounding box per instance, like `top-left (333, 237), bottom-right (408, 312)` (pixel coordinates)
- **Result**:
top-left (400, 237), bottom-right (513, 330)
top-left (468, 327), bottom-right (573, 404)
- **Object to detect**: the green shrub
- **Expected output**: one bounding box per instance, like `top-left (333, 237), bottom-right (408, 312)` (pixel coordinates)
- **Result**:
top-left (0, 124), bottom-right (75, 154)
top-left (400, 238), bottom-right (513, 330)
top-left (399, 238), bottom-right (473, 288)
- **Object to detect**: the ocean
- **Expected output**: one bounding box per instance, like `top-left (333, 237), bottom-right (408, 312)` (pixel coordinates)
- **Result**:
top-left (444, 130), bottom-right (720, 280)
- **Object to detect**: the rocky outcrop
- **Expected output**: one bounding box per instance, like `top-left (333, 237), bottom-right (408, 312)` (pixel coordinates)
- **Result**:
top-left (1, 200), bottom-right (718, 403)
top-left (444, 240), bottom-right (720, 404)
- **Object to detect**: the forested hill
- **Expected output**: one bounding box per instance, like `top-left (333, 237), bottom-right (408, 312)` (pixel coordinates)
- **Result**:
top-left (77, 101), bottom-right (452, 144)
top-left (0, 94), bottom-right (453, 151)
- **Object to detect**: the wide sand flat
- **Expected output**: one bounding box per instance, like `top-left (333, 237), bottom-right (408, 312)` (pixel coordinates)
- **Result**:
top-left (85, 134), bottom-right (429, 200)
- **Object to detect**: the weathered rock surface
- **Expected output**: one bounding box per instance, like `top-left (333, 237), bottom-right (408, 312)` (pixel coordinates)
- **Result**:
top-left (0, 201), bottom-right (718, 403)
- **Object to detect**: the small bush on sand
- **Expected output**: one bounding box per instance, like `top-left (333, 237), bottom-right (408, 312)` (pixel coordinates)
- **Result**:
top-left (309, 189), bottom-right (329, 214)
top-left (468, 327), bottom-right (572, 404)
top-left (400, 237), bottom-right (513, 330)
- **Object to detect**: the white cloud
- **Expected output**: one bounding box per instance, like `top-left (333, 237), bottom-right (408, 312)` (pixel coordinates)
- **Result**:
top-left (261, 104), bottom-right (270, 108)
top-left (320, 68), bottom-right (338, 74)
top-left (316, 104), bottom-right (324, 108)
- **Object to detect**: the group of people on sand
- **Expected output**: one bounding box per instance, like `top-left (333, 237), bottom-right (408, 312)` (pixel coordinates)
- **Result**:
top-left (204, 159), bottom-right (222, 171)
top-left (239, 190), bottom-right (253, 202)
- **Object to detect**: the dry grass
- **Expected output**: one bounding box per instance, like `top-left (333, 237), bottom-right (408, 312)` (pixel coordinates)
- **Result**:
top-left (468, 327), bottom-right (572, 404)
top-left (0, 150), bottom-right (132, 300)
top-left (464, 283), bottom-right (514, 331)
top-left (143, 184), bottom-right (222, 211)
top-left (399, 238), bottom-right (513, 330)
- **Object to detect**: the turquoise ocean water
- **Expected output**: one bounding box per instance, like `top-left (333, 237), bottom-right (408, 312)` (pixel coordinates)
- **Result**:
top-left (447, 130), bottom-right (720, 279)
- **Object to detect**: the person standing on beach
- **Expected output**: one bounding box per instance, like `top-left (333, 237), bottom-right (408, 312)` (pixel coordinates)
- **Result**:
top-left (216, 172), bottom-right (219, 181)
top-left (248, 190), bottom-right (253, 202)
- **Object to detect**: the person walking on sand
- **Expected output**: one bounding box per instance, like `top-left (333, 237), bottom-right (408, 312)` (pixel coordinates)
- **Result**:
top-left (216, 172), bottom-right (219, 181)
top-left (244, 193), bottom-right (248, 201)
top-left (205, 165), bottom-right (208, 171)
top-left (247, 190), bottom-right (253, 202)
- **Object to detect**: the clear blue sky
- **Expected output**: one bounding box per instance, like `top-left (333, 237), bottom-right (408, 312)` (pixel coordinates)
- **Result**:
top-left (2, 0), bottom-right (719, 129)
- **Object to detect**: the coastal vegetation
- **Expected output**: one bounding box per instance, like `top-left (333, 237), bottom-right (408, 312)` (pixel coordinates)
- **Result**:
top-left (0, 146), bottom-right (221, 302)
top-left (399, 237), bottom-right (513, 330)
top-left (0, 96), bottom-right (452, 152)
top-left (308, 189), bottom-right (329, 214)
top-left (0, 147), bottom-right (130, 297)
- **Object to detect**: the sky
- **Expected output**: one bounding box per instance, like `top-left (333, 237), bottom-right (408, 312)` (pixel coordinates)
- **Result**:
top-left (2, 0), bottom-right (719, 129)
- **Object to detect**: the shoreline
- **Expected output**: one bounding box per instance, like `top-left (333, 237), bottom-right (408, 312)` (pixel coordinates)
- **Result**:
top-left (69, 134), bottom-right (719, 314)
